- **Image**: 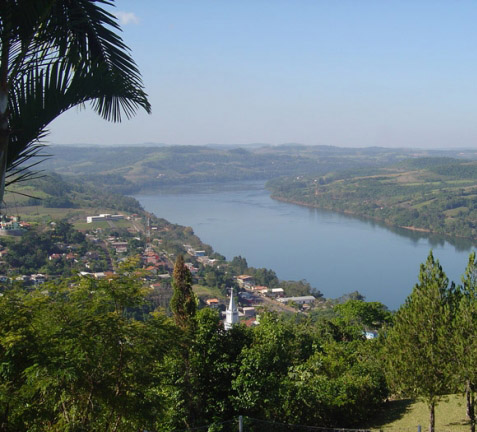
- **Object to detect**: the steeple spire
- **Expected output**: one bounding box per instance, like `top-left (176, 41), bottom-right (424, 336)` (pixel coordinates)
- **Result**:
top-left (224, 288), bottom-right (238, 330)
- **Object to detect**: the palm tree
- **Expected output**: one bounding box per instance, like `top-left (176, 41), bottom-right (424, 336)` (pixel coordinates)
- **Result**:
top-left (0, 0), bottom-right (151, 203)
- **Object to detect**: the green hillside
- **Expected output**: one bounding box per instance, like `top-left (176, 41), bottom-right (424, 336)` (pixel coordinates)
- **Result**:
top-left (38, 144), bottom-right (477, 193)
top-left (268, 158), bottom-right (477, 240)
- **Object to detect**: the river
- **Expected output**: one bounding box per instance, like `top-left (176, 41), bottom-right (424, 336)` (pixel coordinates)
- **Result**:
top-left (134, 181), bottom-right (476, 310)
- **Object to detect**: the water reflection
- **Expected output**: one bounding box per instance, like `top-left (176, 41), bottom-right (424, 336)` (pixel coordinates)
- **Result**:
top-left (301, 201), bottom-right (477, 252)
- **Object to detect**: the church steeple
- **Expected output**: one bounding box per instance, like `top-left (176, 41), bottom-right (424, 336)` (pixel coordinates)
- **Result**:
top-left (224, 288), bottom-right (239, 330)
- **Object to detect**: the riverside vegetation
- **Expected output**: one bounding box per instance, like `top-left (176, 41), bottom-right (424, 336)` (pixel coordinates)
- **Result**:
top-left (268, 157), bottom-right (477, 241)
top-left (39, 144), bottom-right (477, 241)
top-left (1, 175), bottom-right (477, 432)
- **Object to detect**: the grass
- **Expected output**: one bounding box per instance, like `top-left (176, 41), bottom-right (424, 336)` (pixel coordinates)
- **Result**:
top-left (3, 206), bottom-right (83, 222)
top-left (74, 221), bottom-right (110, 230)
top-left (367, 394), bottom-right (470, 432)
top-left (444, 207), bottom-right (468, 217)
top-left (193, 284), bottom-right (225, 300)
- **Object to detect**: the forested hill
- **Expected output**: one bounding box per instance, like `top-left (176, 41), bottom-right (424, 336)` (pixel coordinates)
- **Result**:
top-left (40, 144), bottom-right (477, 193)
top-left (268, 157), bottom-right (477, 240)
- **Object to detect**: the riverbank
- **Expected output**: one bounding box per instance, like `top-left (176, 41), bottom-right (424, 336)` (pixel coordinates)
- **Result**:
top-left (135, 184), bottom-right (476, 310)
top-left (271, 195), bottom-right (439, 236)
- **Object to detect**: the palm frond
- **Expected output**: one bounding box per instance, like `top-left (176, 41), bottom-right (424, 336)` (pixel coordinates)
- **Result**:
top-left (2, 0), bottom-right (151, 188)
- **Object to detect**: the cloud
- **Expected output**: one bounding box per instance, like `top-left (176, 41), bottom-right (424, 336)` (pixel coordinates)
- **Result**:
top-left (115, 11), bottom-right (140, 25)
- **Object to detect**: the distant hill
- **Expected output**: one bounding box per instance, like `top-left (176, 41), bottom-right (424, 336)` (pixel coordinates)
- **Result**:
top-left (37, 144), bottom-right (477, 193)
top-left (268, 157), bottom-right (477, 240)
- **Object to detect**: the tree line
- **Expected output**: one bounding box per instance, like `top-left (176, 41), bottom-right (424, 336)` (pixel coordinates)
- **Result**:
top-left (0, 256), bottom-right (387, 431)
top-left (3, 251), bottom-right (477, 431)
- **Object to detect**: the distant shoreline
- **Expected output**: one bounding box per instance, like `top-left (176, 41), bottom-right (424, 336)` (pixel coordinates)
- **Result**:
top-left (270, 195), bottom-right (469, 241)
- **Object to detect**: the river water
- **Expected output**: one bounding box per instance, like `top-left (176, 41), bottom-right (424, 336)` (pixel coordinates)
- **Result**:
top-left (135, 181), bottom-right (476, 310)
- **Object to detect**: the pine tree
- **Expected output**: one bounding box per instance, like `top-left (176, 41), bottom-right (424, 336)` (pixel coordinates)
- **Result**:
top-left (385, 251), bottom-right (454, 432)
top-left (454, 252), bottom-right (477, 432)
top-left (170, 255), bottom-right (196, 330)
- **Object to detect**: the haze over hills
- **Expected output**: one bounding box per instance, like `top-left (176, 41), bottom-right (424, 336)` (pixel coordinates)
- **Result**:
top-left (40, 143), bottom-right (477, 194)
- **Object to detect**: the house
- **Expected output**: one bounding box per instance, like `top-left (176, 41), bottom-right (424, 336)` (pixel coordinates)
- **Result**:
top-left (255, 287), bottom-right (268, 296)
top-left (240, 306), bottom-right (256, 317)
top-left (278, 295), bottom-right (316, 305)
top-left (206, 298), bottom-right (220, 308)
top-left (111, 241), bottom-right (128, 253)
top-left (145, 266), bottom-right (158, 275)
top-left (186, 247), bottom-right (206, 257)
top-left (15, 275), bottom-right (30, 283)
top-left (242, 317), bottom-right (259, 327)
top-left (236, 275), bottom-right (255, 289)
top-left (267, 288), bottom-right (285, 298)
top-left (31, 274), bottom-right (46, 285)
top-left (196, 256), bottom-right (218, 266)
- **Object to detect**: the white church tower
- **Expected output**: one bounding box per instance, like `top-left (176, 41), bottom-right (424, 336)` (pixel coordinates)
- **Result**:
top-left (224, 288), bottom-right (239, 330)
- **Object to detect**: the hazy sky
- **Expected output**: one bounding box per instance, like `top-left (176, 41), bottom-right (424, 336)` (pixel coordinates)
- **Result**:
top-left (48, 0), bottom-right (477, 148)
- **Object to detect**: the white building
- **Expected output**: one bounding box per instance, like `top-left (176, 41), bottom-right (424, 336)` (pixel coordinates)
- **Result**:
top-left (86, 214), bottom-right (125, 223)
top-left (278, 295), bottom-right (316, 305)
top-left (224, 288), bottom-right (239, 330)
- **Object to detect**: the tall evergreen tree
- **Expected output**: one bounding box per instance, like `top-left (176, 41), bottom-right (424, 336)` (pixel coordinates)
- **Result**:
top-left (385, 251), bottom-right (454, 432)
top-left (170, 254), bottom-right (196, 330)
top-left (454, 252), bottom-right (477, 432)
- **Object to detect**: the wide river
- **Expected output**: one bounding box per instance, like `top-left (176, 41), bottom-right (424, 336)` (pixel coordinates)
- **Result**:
top-left (135, 181), bottom-right (477, 310)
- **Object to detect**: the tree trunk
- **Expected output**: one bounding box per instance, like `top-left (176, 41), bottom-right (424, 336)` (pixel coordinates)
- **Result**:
top-left (429, 401), bottom-right (435, 432)
top-left (468, 383), bottom-right (472, 419)
top-left (468, 381), bottom-right (476, 432)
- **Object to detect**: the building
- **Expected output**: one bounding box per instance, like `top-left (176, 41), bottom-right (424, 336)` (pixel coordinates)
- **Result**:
top-left (267, 288), bottom-right (285, 298)
top-left (224, 288), bottom-right (239, 330)
top-left (278, 295), bottom-right (316, 305)
top-left (240, 306), bottom-right (256, 317)
top-left (206, 298), bottom-right (220, 308)
top-left (236, 275), bottom-right (255, 289)
top-left (86, 214), bottom-right (125, 223)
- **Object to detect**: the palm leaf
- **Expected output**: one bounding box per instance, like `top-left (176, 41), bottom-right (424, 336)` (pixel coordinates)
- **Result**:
top-left (1, 0), bottom-right (151, 190)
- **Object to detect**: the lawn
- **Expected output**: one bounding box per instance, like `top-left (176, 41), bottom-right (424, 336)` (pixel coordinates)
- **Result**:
top-left (367, 394), bottom-right (469, 432)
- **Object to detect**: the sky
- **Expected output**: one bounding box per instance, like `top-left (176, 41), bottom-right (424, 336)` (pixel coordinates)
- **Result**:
top-left (48, 0), bottom-right (477, 149)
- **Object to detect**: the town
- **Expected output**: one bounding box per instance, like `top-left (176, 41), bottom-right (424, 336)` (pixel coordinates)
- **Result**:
top-left (0, 210), bottom-right (329, 328)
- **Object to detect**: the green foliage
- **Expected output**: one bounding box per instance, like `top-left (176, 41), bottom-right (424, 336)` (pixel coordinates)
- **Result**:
top-left (268, 157), bottom-right (477, 240)
top-left (334, 299), bottom-right (392, 330)
top-left (170, 255), bottom-right (197, 330)
top-left (229, 256), bottom-right (248, 274)
top-left (162, 309), bottom-right (251, 430)
top-left (454, 252), bottom-right (477, 432)
top-left (232, 312), bottom-right (386, 427)
top-left (199, 265), bottom-right (237, 294)
top-left (39, 144), bottom-right (475, 193)
top-left (3, 220), bottom-right (92, 275)
top-left (0, 270), bottom-right (177, 431)
top-left (385, 251), bottom-right (455, 432)
top-left (279, 279), bottom-right (322, 297)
